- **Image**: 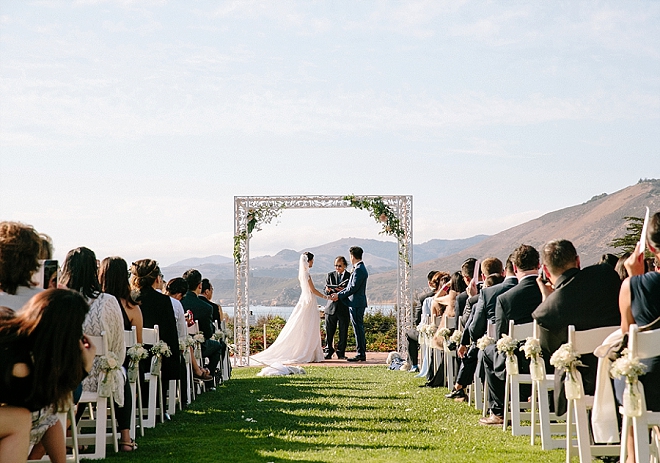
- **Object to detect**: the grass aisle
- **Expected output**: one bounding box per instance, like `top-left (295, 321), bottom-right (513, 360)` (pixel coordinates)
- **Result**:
top-left (104, 366), bottom-right (566, 463)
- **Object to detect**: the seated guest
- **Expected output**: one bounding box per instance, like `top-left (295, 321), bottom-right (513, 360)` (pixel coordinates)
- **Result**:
top-left (129, 260), bottom-right (182, 402)
top-left (617, 211), bottom-right (660, 458)
top-left (447, 258), bottom-right (509, 400)
top-left (0, 290), bottom-right (95, 463)
top-left (181, 269), bottom-right (224, 384)
top-left (480, 245), bottom-right (543, 425)
top-left (199, 279), bottom-right (224, 326)
top-left (165, 278), bottom-right (212, 381)
top-left (99, 256), bottom-right (143, 451)
top-left (0, 222), bottom-right (43, 310)
top-left (406, 271), bottom-right (438, 372)
top-left (532, 239), bottom-right (621, 416)
top-left (430, 272), bottom-right (451, 318)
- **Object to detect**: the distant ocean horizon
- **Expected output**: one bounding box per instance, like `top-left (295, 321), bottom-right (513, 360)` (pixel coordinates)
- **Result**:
top-left (224, 304), bottom-right (396, 323)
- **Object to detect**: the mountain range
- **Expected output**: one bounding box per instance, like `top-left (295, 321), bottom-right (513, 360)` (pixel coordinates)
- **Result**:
top-left (162, 179), bottom-right (660, 305)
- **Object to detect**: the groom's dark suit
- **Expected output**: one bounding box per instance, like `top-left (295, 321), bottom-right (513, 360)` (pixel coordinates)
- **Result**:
top-left (324, 269), bottom-right (351, 358)
top-left (337, 260), bottom-right (368, 359)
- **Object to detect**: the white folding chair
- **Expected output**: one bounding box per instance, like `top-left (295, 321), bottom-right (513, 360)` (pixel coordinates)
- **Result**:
top-left (442, 315), bottom-right (457, 389)
top-left (123, 326), bottom-right (144, 438)
top-left (502, 321), bottom-right (534, 436)
top-left (529, 320), bottom-right (565, 450)
top-left (76, 332), bottom-right (119, 459)
top-left (187, 321), bottom-right (207, 395)
top-left (620, 324), bottom-right (660, 463)
top-left (566, 324), bottom-right (620, 463)
top-left (141, 326), bottom-right (164, 428)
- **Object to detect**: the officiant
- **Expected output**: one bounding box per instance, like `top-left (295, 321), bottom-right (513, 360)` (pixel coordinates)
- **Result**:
top-left (323, 256), bottom-right (351, 360)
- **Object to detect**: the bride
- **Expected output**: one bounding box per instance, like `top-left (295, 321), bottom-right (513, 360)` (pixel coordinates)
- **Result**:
top-left (251, 252), bottom-right (327, 366)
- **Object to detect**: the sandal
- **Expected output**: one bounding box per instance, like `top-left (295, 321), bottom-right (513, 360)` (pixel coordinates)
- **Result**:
top-left (194, 371), bottom-right (213, 381)
top-left (119, 439), bottom-right (138, 452)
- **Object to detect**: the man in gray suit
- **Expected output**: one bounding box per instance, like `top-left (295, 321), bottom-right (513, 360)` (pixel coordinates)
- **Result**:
top-left (332, 246), bottom-right (369, 362)
top-left (324, 256), bottom-right (351, 359)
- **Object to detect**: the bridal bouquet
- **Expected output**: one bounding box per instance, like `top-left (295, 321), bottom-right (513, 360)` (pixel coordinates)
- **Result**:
top-left (126, 343), bottom-right (149, 383)
top-left (98, 352), bottom-right (121, 397)
top-left (476, 335), bottom-right (495, 351)
top-left (522, 337), bottom-right (545, 381)
top-left (550, 343), bottom-right (584, 400)
top-left (610, 348), bottom-right (647, 417)
top-left (150, 340), bottom-right (172, 376)
top-left (497, 334), bottom-right (519, 375)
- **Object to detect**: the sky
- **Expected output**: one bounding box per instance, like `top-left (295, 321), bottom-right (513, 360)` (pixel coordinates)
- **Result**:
top-left (1, 1), bottom-right (659, 267)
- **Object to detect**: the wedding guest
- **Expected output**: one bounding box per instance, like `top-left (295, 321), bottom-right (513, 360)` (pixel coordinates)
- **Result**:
top-left (199, 279), bottom-right (224, 326)
top-left (130, 260), bottom-right (182, 403)
top-left (61, 247), bottom-right (127, 453)
top-left (0, 221), bottom-right (43, 310)
top-left (165, 278), bottom-right (212, 382)
top-left (532, 239), bottom-right (621, 416)
top-left (446, 258), bottom-right (508, 401)
top-left (0, 289), bottom-right (95, 463)
top-left (406, 271), bottom-right (438, 371)
top-left (480, 245), bottom-right (542, 426)
top-left (98, 256), bottom-right (143, 451)
top-left (617, 211), bottom-right (660, 459)
top-left (181, 269), bottom-right (223, 383)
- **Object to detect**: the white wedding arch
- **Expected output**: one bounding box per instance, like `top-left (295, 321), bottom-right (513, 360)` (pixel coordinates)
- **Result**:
top-left (233, 195), bottom-right (413, 366)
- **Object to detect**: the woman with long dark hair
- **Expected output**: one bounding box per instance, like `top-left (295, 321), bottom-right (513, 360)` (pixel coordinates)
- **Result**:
top-left (0, 289), bottom-right (95, 463)
top-left (129, 259), bottom-right (181, 407)
top-left (60, 248), bottom-right (127, 447)
top-left (98, 256), bottom-right (143, 451)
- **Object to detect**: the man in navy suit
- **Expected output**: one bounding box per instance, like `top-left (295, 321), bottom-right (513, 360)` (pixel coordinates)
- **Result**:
top-left (332, 246), bottom-right (369, 362)
top-left (324, 256), bottom-right (351, 359)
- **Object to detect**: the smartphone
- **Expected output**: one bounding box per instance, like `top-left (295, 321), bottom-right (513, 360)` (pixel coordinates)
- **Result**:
top-left (538, 267), bottom-right (549, 284)
top-left (43, 260), bottom-right (58, 289)
top-left (32, 259), bottom-right (58, 289)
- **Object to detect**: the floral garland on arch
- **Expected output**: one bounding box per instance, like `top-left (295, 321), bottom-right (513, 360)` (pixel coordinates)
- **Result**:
top-left (234, 203), bottom-right (286, 263)
top-left (342, 195), bottom-right (405, 240)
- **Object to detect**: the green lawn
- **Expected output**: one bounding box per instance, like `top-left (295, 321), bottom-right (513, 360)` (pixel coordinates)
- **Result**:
top-left (99, 366), bottom-right (568, 463)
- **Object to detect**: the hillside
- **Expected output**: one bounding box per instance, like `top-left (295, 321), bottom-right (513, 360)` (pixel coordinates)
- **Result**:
top-left (162, 235), bottom-right (487, 305)
top-left (371, 179), bottom-right (660, 293)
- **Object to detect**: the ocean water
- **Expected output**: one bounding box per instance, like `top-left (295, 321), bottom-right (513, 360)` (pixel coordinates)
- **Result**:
top-left (224, 304), bottom-right (396, 322)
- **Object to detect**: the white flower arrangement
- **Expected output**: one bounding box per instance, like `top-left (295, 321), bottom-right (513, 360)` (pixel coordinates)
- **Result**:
top-left (522, 337), bottom-right (545, 381)
top-left (211, 331), bottom-right (225, 342)
top-left (522, 337), bottom-right (542, 359)
top-left (228, 343), bottom-right (236, 354)
top-left (417, 323), bottom-right (437, 337)
top-left (150, 340), bottom-right (172, 358)
top-left (610, 349), bottom-right (647, 383)
top-left (476, 335), bottom-right (496, 350)
top-left (98, 352), bottom-right (120, 373)
top-left (97, 352), bottom-right (121, 396)
top-left (550, 343), bottom-right (585, 399)
top-left (193, 333), bottom-right (206, 344)
top-left (496, 334), bottom-right (518, 356)
top-left (437, 327), bottom-right (451, 341)
top-left (127, 344), bottom-right (149, 362)
top-left (449, 329), bottom-right (463, 345)
top-left (549, 343), bottom-right (583, 371)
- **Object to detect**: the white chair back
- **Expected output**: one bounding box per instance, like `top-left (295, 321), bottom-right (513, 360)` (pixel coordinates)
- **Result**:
top-left (621, 324), bottom-right (660, 463)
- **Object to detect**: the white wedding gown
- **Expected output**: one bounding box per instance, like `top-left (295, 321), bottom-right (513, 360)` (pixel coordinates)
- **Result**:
top-left (251, 253), bottom-right (324, 367)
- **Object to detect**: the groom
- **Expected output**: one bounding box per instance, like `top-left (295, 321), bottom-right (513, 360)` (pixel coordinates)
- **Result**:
top-left (331, 246), bottom-right (368, 362)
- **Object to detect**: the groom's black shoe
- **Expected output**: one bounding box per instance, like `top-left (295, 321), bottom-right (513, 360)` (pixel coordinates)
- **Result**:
top-left (336, 352), bottom-right (346, 359)
top-left (324, 352), bottom-right (334, 360)
top-left (347, 356), bottom-right (366, 362)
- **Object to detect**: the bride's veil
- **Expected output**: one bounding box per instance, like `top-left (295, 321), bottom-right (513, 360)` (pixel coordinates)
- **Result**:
top-left (298, 253), bottom-right (312, 300)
